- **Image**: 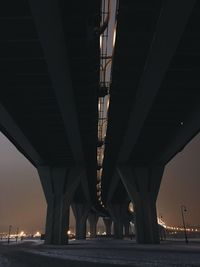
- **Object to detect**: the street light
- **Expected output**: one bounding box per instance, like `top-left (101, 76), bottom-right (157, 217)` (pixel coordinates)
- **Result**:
top-left (181, 205), bottom-right (188, 244)
top-left (16, 227), bottom-right (19, 243)
top-left (8, 225), bottom-right (12, 244)
top-left (159, 215), bottom-right (163, 241)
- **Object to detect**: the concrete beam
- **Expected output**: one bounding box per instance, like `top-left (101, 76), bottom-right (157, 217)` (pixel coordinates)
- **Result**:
top-left (107, 204), bottom-right (126, 239)
top-left (72, 203), bottom-right (90, 240)
top-left (118, 0), bottom-right (196, 163)
top-left (88, 213), bottom-right (98, 238)
top-left (124, 221), bottom-right (130, 238)
top-left (117, 165), bottom-right (164, 244)
top-left (106, 171), bottom-right (120, 203)
top-left (103, 217), bottom-right (112, 236)
top-left (38, 165), bottom-right (84, 203)
top-left (81, 173), bottom-right (91, 203)
top-left (159, 107), bottom-right (200, 164)
top-left (37, 165), bottom-right (84, 245)
top-left (0, 103), bottom-right (44, 166)
top-left (29, 0), bottom-right (84, 162)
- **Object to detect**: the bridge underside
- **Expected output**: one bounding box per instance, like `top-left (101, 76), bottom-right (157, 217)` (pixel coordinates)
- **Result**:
top-left (0, 0), bottom-right (200, 244)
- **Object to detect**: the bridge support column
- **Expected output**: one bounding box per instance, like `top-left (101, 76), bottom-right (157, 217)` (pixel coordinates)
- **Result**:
top-left (124, 221), bottom-right (130, 238)
top-left (72, 203), bottom-right (90, 240)
top-left (117, 165), bottom-right (164, 244)
top-left (45, 193), bottom-right (70, 245)
top-left (108, 204), bottom-right (125, 239)
top-left (88, 213), bottom-right (98, 238)
top-left (113, 221), bottom-right (123, 239)
top-left (38, 166), bottom-right (83, 245)
top-left (103, 218), bottom-right (112, 236)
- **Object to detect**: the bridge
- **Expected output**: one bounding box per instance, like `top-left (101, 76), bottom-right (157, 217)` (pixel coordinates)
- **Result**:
top-left (0, 0), bottom-right (200, 245)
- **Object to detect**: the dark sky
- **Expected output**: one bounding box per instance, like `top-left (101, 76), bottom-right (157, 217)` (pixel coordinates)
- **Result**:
top-left (157, 132), bottom-right (200, 227)
top-left (0, 131), bottom-right (200, 233)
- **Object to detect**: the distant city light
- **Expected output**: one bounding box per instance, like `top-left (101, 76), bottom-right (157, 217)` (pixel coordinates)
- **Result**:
top-left (19, 231), bottom-right (26, 237)
top-left (33, 231), bottom-right (41, 237)
top-left (100, 35), bottom-right (103, 49)
top-left (113, 27), bottom-right (117, 47)
top-left (106, 96), bottom-right (110, 110)
top-left (158, 217), bottom-right (167, 228)
top-left (128, 202), bottom-right (134, 213)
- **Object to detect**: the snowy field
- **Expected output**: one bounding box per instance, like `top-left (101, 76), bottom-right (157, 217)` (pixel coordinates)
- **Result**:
top-left (1, 238), bottom-right (200, 266)
top-left (0, 255), bottom-right (10, 267)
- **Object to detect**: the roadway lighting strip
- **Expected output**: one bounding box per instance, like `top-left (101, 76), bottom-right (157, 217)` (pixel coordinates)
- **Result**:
top-left (97, 0), bottom-right (118, 208)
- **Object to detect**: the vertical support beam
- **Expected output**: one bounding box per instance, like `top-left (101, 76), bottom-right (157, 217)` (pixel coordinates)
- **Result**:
top-left (72, 203), bottom-right (90, 240)
top-left (113, 221), bottom-right (123, 239)
top-left (108, 204), bottom-right (125, 239)
top-left (103, 217), bottom-right (112, 236)
top-left (45, 194), bottom-right (70, 245)
top-left (106, 172), bottom-right (120, 203)
top-left (117, 165), bottom-right (164, 244)
top-left (38, 166), bottom-right (83, 245)
top-left (81, 174), bottom-right (91, 203)
top-left (88, 213), bottom-right (98, 238)
top-left (124, 221), bottom-right (130, 238)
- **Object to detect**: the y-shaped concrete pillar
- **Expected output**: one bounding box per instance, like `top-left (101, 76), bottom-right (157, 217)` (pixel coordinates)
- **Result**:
top-left (38, 166), bottom-right (83, 245)
top-left (108, 204), bottom-right (126, 239)
top-left (117, 165), bottom-right (164, 244)
top-left (88, 213), bottom-right (98, 238)
top-left (103, 217), bottom-right (112, 236)
top-left (72, 203), bottom-right (90, 240)
top-left (124, 220), bottom-right (130, 238)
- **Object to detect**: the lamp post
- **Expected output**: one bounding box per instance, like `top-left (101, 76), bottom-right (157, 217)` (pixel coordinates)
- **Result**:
top-left (159, 215), bottom-right (163, 241)
top-left (8, 225), bottom-right (12, 244)
top-left (181, 205), bottom-right (188, 244)
top-left (16, 227), bottom-right (19, 243)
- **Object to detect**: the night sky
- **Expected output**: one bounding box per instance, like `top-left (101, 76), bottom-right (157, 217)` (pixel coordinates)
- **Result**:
top-left (0, 131), bottom-right (200, 233)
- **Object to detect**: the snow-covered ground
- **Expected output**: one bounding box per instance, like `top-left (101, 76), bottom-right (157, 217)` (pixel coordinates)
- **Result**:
top-left (0, 255), bottom-right (10, 267)
top-left (28, 238), bottom-right (200, 266)
top-left (0, 238), bottom-right (43, 246)
top-left (1, 238), bottom-right (200, 266)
